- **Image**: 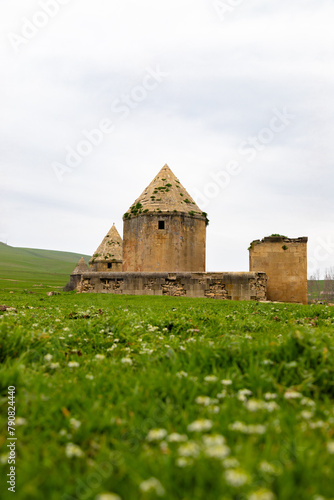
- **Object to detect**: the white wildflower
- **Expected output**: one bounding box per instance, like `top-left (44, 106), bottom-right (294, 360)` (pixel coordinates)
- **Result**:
top-left (300, 411), bottom-right (313, 420)
top-left (195, 396), bottom-right (218, 406)
top-left (107, 345), bottom-right (118, 352)
top-left (59, 429), bottom-right (72, 439)
top-left (176, 371), bottom-right (188, 379)
top-left (284, 391), bottom-right (303, 399)
top-left (285, 361), bottom-right (298, 369)
top-left (139, 477), bottom-right (165, 496)
top-left (262, 360), bottom-right (274, 366)
top-left (239, 389), bottom-right (252, 396)
top-left (224, 469), bottom-right (250, 487)
top-left (167, 433), bottom-right (188, 443)
top-left (86, 374), bottom-right (94, 380)
top-left (0, 453), bottom-right (9, 464)
top-left (176, 457), bottom-right (193, 467)
top-left (147, 325), bottom-right (159, 332)
top-left (327, 441), bottom-right (334, 454)
top-left (245, 335), bottom-right (253, 340)
top-left (238, 389), bottom-right (252, 401)
top-left (95, 354), bottom-right (105, 360)
top-left (229, 421), bottom-right (266, 435)
top-left (217, 390), bottom-right (227, 399)
top-left (248, 489), bottom-right (276, 500)
top-left (223, 457), bottom-right (240, 468)
top-left (208, 405), bottom-right (220, 414)
top-left (247, 424), bottom-right (267, 434)
top-left (140, 347), bottom-right (154, 355)
top-left (65, 442), bottom-right (84, 458)
top-left (264, 393), bottom-right (277, 400)
top-left (259, 461), bottom-right (281, 475)
top-left (178, 441), bottom-right (200, 457)
top-left (301, 397), bottom-right (315, 407)
top-left (50, 362), bottom-right (60, 369)
top-left (187, 419), bottom-right (213, 432)
top-left (309, 421), bottom-right (325, 429)
top-left (244, 399), bottom-right (266, 412)
top-left (265, 402), bottom-right (279, 412)
top-left (204, 375), bottom-right (218, 383)
top-left (16, 417), bottom-right (27, 426)
top-left (221, 379), bottom-right (232, 386)
top-left (204, 444), bottom-right (230, 459)
top-left (146, 429), bottom-right (168, 442)
top-left (95, 493), bottom-right (121, 500)
top-left (68, 361), bottom-right (79, 368)
top-left (229, 421), bottom-right (248, 433)
top-left (121, 357), bottom-right (133, 366)
top-left (69, 418), bottom-right (81, 430)
top-left (44, 354), bottom-right (53, 362)
top-left (202, 434), bottom-right (226, 446)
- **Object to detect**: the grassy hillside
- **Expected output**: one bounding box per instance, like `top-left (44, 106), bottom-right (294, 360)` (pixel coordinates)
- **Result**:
top-left (0, 242), bottom-right (90, 290)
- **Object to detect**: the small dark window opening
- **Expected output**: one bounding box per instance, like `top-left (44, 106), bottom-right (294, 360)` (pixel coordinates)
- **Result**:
top-left (108, 262), bottom-right (112, 269)
top-left (158, 221), bottom-right (165, 230)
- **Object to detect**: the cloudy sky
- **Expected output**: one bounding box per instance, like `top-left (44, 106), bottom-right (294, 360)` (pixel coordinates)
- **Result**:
top-left (1, 0), bottom-right (333, 276)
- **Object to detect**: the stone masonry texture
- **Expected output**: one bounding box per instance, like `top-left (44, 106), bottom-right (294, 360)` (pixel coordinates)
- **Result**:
top-left (249, 236), bottom-right (308, 304)
top-left (75, 271), bottom-right (267, 301)
top-left (122, 164), bottom-right (206, 272)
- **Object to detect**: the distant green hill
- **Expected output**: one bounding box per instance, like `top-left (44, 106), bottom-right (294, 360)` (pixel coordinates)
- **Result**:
top-left (0, 242), bottom-right (90, 290)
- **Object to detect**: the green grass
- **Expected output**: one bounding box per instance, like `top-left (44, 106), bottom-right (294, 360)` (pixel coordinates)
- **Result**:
top-left (1, 290), bottom-right (334, 500)
top-left (0, 243), bottom-right (90, 291)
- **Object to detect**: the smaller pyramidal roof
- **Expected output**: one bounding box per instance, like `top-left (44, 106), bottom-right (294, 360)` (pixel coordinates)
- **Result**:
top-left (90, 224), bottom-right (123, 263)
top-left (124, 164), bottom-right (204, 217)
top-left (72, 257), bottom-right (89, 275)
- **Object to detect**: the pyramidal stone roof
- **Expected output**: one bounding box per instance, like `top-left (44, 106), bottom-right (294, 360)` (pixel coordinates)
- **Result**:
top-left (124, 164), bottom-right (204, 218)
top-left (90, 224), bottom-right (123, 263)
top-left (72, 257), bottom-right (89, 275)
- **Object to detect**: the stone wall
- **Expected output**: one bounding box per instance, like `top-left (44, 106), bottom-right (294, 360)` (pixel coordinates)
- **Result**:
top-left (249, 236), bottom-right (308, 304)
top-left (122, 213), bottom-right (206, 272)
top-left (89, 261), bottom-right (123, 272)
top-left (75, 271), bottom-right (267, 301)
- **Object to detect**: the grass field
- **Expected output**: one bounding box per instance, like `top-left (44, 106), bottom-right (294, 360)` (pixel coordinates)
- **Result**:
top-left (1, 287), bottom-right (334, 500)
top-left (0, 242), bottom-right (90, 291)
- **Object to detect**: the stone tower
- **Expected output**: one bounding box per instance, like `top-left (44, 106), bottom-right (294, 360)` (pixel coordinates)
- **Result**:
top-left (70, 257), bottom-right (89, 290)
top-left (249, 235), bottom-right (308, 304)
top-left (89, 223), bottom-right (123, 272)
top-left (122, 164), bottom-right (207, 272)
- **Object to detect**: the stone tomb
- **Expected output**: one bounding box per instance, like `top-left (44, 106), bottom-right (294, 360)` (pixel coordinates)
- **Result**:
top-left (70, 164), bottom-right (308, 303)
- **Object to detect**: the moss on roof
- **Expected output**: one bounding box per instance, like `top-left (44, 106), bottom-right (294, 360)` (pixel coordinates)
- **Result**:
top-left (123, 164), bottom-right (204, 219)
